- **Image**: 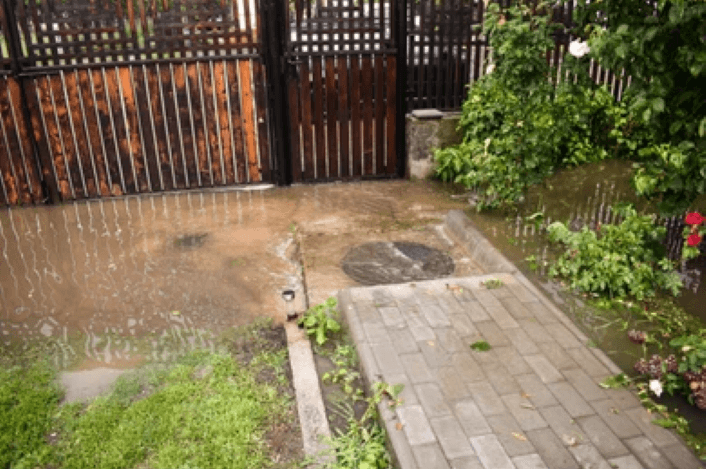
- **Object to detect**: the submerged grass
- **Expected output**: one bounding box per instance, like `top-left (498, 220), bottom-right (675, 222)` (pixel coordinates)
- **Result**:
top-left (0, 319), bottom-right (301, 469)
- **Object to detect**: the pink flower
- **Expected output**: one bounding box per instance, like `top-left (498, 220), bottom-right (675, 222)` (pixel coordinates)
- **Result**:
top-left (687, 233), bottom-right (702, 247)
top-left (685, 212), bottom-right (704, 225)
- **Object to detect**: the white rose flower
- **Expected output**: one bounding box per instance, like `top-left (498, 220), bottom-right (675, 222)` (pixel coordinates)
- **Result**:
top-left (568, 40), bottom-right (591, 58)
top-left (485, 63), bottom-right (495, 74)
top-left (649, 379), bottom-right (663, 397)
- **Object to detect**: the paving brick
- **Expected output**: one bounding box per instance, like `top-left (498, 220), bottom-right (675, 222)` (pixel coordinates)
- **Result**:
top-left (419, 339), bottom-right (452, 369)
top-left (548, 381), bottom-right (595, 418)
top-left (464, 300), bottom-right (491, 322)
top-left (507, 282), bottom-right (537, 303)
top-left (524, 301), bottom-right (560, 325)
top-left (363, 321), bottom-right (390, 344)
top-left (409, 318), bottom-right (437, 342)
top-left (397, 405), bottom-right (437, 446)
top-left (412, 443), bottom-right (451, 469)
top-left (518, 319), bottom-right (555, 344)
top-left (422, 304), bottom-right (453, 328)
top-left (475, 321), bottom-right (510, 347)
top-left (516, 374), bottom-right (560, 408)
top-left (608, 455), bottom-right (646, 469)
top-left (371, 342), bottom-right (405, 379)
top-left (568, 444), bottom-right (612, 469)
top-left (356, 341), bottom-right (381, 378)
top-left (357, 304), bottom-right (382, 323)
top-left (492, 346), bottom-right (532, 375)
top-left (525, 355), bottom-right (564, 384)
top-left (386, 373), bottom-right (419, 406)
top-left (454, 399), bottom-right (492, 437)
top-left (603, 388), bottom-right (642, 412)
top-left (577, 415), bottom-right (629, 458)
top-left (449, 313), bottom-right (480, 339)
top-left (562, 369), bottom-right (607, 402)
top-left (430, 415), bottom-right (476, 460)
top-left (451, 352), bottom-right (485, 383)
top-left (389, 328), bottom-right (421, 354)
top-left (512, 453), bottom-right (550, 469)
top-left (624, 408), bottom-right (680, 448)
top-left (537, 405), bottom-right (586, 447)
top-left (660, 442), bottom-right (703, 469)
top-left (416, 287), bottom-right (442, 305)
top-left (501, 393), bottom-right (548, 431)
top-left (487, 413), bottom-right (536, 457)
top-left (379, 305), bottom-right (406, 329)
top-left (436, 366), bottom-right (472, 401)
top-left (349, 287), bottom-right (374, 303)
top-left (416, 382), bottom-right (453, 418)
top-left (483, 363), bottom-right (521, 395)
top-left (450, 456), bottom-right (484, 469)
top-left (589, 399), bottom-right (641, 439)
top-left (526, 428), bottom-right (580, 469)
top-left (467, 381), bottom-right (506, 416)
top-left (483, 304), bottom-right (520, 330)
top-left (566, 348), bottom-right (610, 378)
top-left (401, 352), bottom-right (435, 384)
top-left (437, 328), bottom-right (466, 353)
top-left (450, 285), bottom-right (477, 303)
top-left (472, 288), bottom-right (503, 307)
top-left (537, 342), bottom-right (579, 370)
top-left (372, 288), bottom-right (396, 306)
top-left (544, 323), bottom-right (583, 349)
top-left (438, 296), bottom-right (467, 315)
top-left (469, 434), bottom-right (515, 469)
top-left (624, 437), bottom-right (675, 469)
top-left (500, 296), bottom-right (534, 320)
top-left (490, 286), bottom-right (514, 299)
top-left (504, 328), bottom-right (540, 356)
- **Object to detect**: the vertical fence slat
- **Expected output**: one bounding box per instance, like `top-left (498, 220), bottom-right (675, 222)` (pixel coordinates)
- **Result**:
top-left (238, 59), bottom-right (260, 183)
top-left (325, 56), bottom-right (338, 179)
top-left (337, 56), bottom-right (350, 178)
top-left (350, 56), bottom-right (362, 177)
top-left (186, 63), bottom-right (208, 186)
top-left (200, 62), bottom-right (223, 185)
top-left (252, 61), bottom-right (271, 183)
top-left (287, 69), bottom-right (302, 182)
top-left (158, 64), bottom-right (179, 190)
top-left (312, 56), bottom-right (326, 180)
top-left (225, 60), bottom-right (246, 184)
top-left (386, 55), bottom-right (397, 175)
top-left (76, 69), bottom-right (109, 197)
top-left (136, 65), bottom-right (163, 192)
top-left (214, 61), bottom-right (235, 186)
top-left (64, 71), bottom-right (98, 198)
top-left (299, 61), bottom-right (314, 181)
top-left (374, 55), bottom-right (384, 175)
top-left (361, 55), bottom-right (373, 176)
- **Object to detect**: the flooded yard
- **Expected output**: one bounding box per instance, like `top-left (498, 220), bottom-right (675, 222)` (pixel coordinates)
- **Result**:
top-left (0, 180), bottom-right (475, 374)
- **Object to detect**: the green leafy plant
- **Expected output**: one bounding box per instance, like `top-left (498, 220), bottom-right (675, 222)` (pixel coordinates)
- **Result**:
top-left (546, 204), bottom-right (682, 299)
top-left (298, 297), bottom-right (342, 346)
top-left (434, 1), bottom-right (632, 210)
top-left (470, 340), bottom-right (491, 352)
top-left (483, 278), bottom-right (504, 289)
top-left (323, 345), bottom-right (362, 397)
top-left (573, 0), bottom-right (706, 214)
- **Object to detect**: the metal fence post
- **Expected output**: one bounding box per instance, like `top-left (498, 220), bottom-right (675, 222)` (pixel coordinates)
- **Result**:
top-left (395, 0), bottom-right (408, 178)
top-left (260, 0), bottom-right (292, 186)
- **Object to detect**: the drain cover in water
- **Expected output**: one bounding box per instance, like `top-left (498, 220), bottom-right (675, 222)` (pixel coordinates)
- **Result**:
top-left (341, 241), bottom-right (454, 285)
top-left (173, 233), bottom-right (208, 249)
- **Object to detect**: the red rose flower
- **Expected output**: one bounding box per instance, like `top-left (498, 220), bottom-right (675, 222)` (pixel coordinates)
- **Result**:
top-left (685, 212), bottom-right (705, 225)
top-left (687, 233), bottom-right (702, 247)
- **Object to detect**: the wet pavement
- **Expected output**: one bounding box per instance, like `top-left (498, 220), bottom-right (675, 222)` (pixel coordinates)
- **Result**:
top-left (0, 180), bottom-right (476, 373)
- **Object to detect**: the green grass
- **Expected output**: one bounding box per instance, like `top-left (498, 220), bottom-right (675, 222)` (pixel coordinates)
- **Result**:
top-left (1, 324), bottom-right (297, 469)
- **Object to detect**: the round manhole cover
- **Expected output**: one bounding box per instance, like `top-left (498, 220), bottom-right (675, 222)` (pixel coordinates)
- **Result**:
top-left (341, 241), bottom-right (455, 285)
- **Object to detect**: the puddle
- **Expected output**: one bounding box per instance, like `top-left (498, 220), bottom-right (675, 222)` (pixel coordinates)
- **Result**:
top-left (0, 180), bottom-right (476, 373)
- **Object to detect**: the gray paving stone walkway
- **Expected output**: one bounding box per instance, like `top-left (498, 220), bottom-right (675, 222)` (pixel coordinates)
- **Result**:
top-left (338, 272), bottom-right (704, 469)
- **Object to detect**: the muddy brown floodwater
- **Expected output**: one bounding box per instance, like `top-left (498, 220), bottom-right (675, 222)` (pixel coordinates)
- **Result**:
top-left (0, 180), bottom-right (477, 372)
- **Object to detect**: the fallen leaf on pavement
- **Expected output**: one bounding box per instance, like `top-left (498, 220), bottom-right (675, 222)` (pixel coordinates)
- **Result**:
top-left (512, 432), bottom-right (527, 441)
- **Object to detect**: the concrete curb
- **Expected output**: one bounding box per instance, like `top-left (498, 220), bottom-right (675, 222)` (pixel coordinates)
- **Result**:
top-left (443, 209), bottom-right (623, 376)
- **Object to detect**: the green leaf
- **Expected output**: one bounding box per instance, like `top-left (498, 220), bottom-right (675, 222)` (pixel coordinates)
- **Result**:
top-left (652, 98), bottom-right (665, 113)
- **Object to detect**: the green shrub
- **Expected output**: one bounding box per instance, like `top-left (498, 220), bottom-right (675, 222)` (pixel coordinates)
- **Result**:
top-left (546, 205), bottom-right (682, 299)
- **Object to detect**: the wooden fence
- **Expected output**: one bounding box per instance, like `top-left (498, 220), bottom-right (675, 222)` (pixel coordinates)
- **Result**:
top-left (0, 0), bottom-right (632, 206)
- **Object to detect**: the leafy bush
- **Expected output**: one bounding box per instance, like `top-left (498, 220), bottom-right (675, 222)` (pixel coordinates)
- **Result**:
top-left (574, 0), bottom-right (706, 214)
top-left (298, 297), bottom-right (341, 346)
top-left (546, 205), bottom-right (682, 299)
top-left (435, 1), bottom-right (632, 210)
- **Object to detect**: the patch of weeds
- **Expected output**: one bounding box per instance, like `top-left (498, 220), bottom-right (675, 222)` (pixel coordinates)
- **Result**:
top-left (298, 297), bottom-right (342, 346)
top-left (1, 319), bottom-right (302, 469)
top-left (483, 278), bottom-right (504, 289)
top-left (0, 360), bottom-right (62, 469)
top-left (470, 340), bottom-right (491, 352)
top-left (323, 345), bottom-right (363, 398)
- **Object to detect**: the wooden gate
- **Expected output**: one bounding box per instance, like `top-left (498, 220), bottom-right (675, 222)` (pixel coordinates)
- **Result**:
top-left (0, 0), bottom-right (273, 205)
top-left (280, 0), bottom-right (405, 182)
